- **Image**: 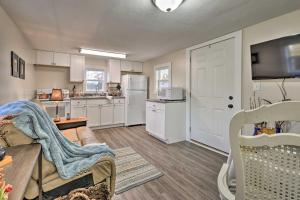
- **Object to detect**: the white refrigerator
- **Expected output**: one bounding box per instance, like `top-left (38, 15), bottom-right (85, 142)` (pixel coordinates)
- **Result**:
top-left (122, 74), bottom-right (148, 126)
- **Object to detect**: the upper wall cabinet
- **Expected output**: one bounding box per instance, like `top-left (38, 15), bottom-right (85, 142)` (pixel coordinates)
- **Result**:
top-left (53, 52), bottom-right (70, 66)
top-left (35, 50), bottom-right (70, 67)
top-left (121, 61), bottom-right (143, 72)
top-left (36, 51), bottom-right (53, 66)
top-left (132, 62), bottom-right (143, 72)
top-left (107, 59), bottom-right (121, 83)
top-left (70, 55), bottom-right (85, 82)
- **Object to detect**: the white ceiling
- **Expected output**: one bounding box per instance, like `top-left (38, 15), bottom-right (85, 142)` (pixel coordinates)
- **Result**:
top-left (1, 0), bottom-right (300, 61)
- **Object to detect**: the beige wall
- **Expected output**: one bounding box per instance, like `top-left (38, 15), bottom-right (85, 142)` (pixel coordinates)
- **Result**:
top-left (242, 9), bottom-right (300, 108)
top-left (35, 57), bottom-right (107, 93)
top-left (143, 49), bottom-right (186, 98)
top-left (144, 9), bottom-right (300, 107)
top-left (0, 5), bottom-right (35, 104)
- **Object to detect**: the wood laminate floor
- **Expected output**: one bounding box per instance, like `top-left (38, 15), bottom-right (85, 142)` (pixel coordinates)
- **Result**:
top-left (94, 126), bottom-right (227, 200)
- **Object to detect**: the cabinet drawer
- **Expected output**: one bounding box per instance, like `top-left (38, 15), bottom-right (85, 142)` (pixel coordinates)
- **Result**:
top-left (146, 102), bottom-right (165, 111)
top-left (71, 100), bottom-right (86, 106)
top-left (113, 98), bottom-right (125, 104)
top-left (87, 99), bottom-right (107, 105)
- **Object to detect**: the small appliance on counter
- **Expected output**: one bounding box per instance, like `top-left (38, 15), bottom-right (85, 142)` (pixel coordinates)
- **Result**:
top-left (158, 87), bottom-right (184, 100)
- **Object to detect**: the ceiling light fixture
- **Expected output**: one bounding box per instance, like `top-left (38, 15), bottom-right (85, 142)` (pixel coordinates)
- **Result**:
top-left (79, 48), bottom-right (126, 59)
top-left (152, 0), bottom-right (184, 12)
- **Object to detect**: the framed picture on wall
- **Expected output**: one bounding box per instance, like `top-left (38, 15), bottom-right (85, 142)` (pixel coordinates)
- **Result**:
top-left (11, 51), bottom-right (19, 77)
top-left (19, 57), bottom-right (25, 79)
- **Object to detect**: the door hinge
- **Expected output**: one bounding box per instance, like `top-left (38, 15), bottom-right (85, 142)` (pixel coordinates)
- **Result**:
top-left (189, 126), bottom-right (191, 132)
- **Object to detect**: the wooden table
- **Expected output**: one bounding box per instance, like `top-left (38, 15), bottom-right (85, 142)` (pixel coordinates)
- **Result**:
top-left (5, 144), bottom-right (42, 200)
top-left (55, 117), bottom-right (87, 130)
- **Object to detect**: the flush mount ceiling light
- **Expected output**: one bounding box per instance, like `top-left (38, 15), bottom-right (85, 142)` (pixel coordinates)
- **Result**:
top-left (79, 48), bottom-right (126, 59)
top-left (152, 0), bottom-right (184, 12)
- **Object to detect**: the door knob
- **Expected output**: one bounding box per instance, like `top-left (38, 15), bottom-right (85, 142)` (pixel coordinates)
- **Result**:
top-left (229, 96), bottom-right (233, 100)
top-left (228, 104), bottom-right (233, 109)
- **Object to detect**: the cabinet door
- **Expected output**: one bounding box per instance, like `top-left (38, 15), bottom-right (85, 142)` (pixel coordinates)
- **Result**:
top-left (120, 60), bottom-right (132, 71)
top-left (71, 105), bottom-right (86, 118)
top-left (146, 106), bottom-right (155, 133)
top-left (54, 52), bottom-right (70, 67)
top-left (87, 105), bottom-right (101, 127)
top-left (107, 59), bottom-right (121, 83)
top-left (132, 62), bottom-right (143, 72)
top-left (100, 105), bottom-right (114, 125)
top-left (113, 104), bottom-right (125, 124)
top-left (36, 50), bottom-right (54, 65)
top-left (153, 109), bottom-right (166, 140)
top-left (70, 55), bottom-right (85, 82)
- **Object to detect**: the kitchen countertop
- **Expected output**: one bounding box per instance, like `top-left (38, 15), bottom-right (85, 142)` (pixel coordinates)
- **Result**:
top-left (71, 96), bottom-right (125, 100)
top-left (146, 99), bottom-right (186, 103)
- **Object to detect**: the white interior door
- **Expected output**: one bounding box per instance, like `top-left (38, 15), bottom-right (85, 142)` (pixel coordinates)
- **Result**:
top-left (190, 37), bottom-right (240, 153)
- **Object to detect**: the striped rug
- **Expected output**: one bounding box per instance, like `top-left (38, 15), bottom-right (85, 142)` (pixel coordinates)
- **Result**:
top-left (114, 147), bottom-right (163, 194)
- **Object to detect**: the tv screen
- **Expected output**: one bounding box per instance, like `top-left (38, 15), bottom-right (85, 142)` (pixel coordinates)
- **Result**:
top-left (251, 34), bottom-right (300, 80)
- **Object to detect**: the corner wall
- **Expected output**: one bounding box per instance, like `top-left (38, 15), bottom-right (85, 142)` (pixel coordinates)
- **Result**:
top-left (143, 49), bottom-right (186, 99)
top-left (144, 9), bottom-right (300, 106)
top-left (0, 5), bottom-right (35, 105)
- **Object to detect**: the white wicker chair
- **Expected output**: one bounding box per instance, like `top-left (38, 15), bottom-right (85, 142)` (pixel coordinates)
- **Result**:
top-left (218, 101), bottom-right (300, 200)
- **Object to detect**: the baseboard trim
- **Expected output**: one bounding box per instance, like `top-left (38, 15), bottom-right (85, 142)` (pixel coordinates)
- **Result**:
top-left (190, 139), bottom-right (229, 157)
top-left (90, 124), bottom-right (124, 130)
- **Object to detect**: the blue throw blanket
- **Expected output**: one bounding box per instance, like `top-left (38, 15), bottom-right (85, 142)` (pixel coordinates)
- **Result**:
top-left (0, 101), bottom-right (115, 179)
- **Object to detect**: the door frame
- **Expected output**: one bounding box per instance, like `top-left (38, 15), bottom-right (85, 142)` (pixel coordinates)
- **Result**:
top-left (185, 30), bottom-right (242, 151)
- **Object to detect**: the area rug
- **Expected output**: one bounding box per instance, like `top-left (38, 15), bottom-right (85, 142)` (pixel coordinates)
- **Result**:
top-left (115, 147), bottom-right (163, 194)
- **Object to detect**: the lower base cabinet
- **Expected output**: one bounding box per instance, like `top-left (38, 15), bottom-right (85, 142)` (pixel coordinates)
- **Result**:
top-left (100, 105), bottom-right (114, 126)
top-left (113, 104), bottom-right (125, 124)
top-left (87, 105), bottom-right (101, 127)
top-left (71, 99), bottom-right (125, 128)
top-left (146, 101), bottom-right (186, 144)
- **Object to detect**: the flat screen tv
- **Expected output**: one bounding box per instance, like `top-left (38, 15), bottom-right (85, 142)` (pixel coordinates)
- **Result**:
top-left (251, 33), bottom-right (300, 80)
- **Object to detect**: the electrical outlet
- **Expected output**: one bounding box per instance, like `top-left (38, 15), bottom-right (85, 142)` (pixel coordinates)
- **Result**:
top-left (253, 82), bottom-right (261, 91)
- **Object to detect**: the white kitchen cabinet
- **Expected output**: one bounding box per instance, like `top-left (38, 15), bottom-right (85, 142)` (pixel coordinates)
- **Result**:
top-left (120, 61), bottom-right (143, 72)
top-left (100, 104), bottom-right (114, 126)
top-left (71, 100), bottom-right (87, 118)
top-left (36, 50), bottom-right (54, 66)
top-left (87, 104), bottom-right (101, 127)
top-left (146, 101), bottom-right (186, 144)
top-left (72, 98), bottom-right (125, 128)
top-left (107, 59), bottom-right (121, 83)
top-left (53, 52), bottom-right (70, 67)
top-left (71, 105), bottom-right (87, 118)
top-left (132, 62), bottom-right (143, 72)
top-left (36, 50), bottom-right (70, 67)
top-left (120, 60), bottom-right (132, 71)
top-left (70, 55), bottom-right (85, 82)
top-left (113, 104), bottom-right (125, 124)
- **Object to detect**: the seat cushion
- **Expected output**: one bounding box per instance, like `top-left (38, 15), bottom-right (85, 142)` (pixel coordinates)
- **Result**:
top-left (1, 124), bottom-right (33, 147)
top-left (76, 126), bottom-right (98, 145)
top-left (62, 128), bottom-right (81, 145)
top-left (32, 154), bottom-right (57, 181)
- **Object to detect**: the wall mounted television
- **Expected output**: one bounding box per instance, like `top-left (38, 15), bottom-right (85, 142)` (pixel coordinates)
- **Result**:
top-left (251, 33), bottom-right (300, 80)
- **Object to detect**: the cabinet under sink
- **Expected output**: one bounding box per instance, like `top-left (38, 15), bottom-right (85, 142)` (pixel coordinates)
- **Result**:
top-left (71, 98), bottom-right (125, 128)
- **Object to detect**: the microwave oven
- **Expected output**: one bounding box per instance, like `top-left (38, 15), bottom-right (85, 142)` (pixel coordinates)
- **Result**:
top-left (158, 87), bottom-right (184, 100)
